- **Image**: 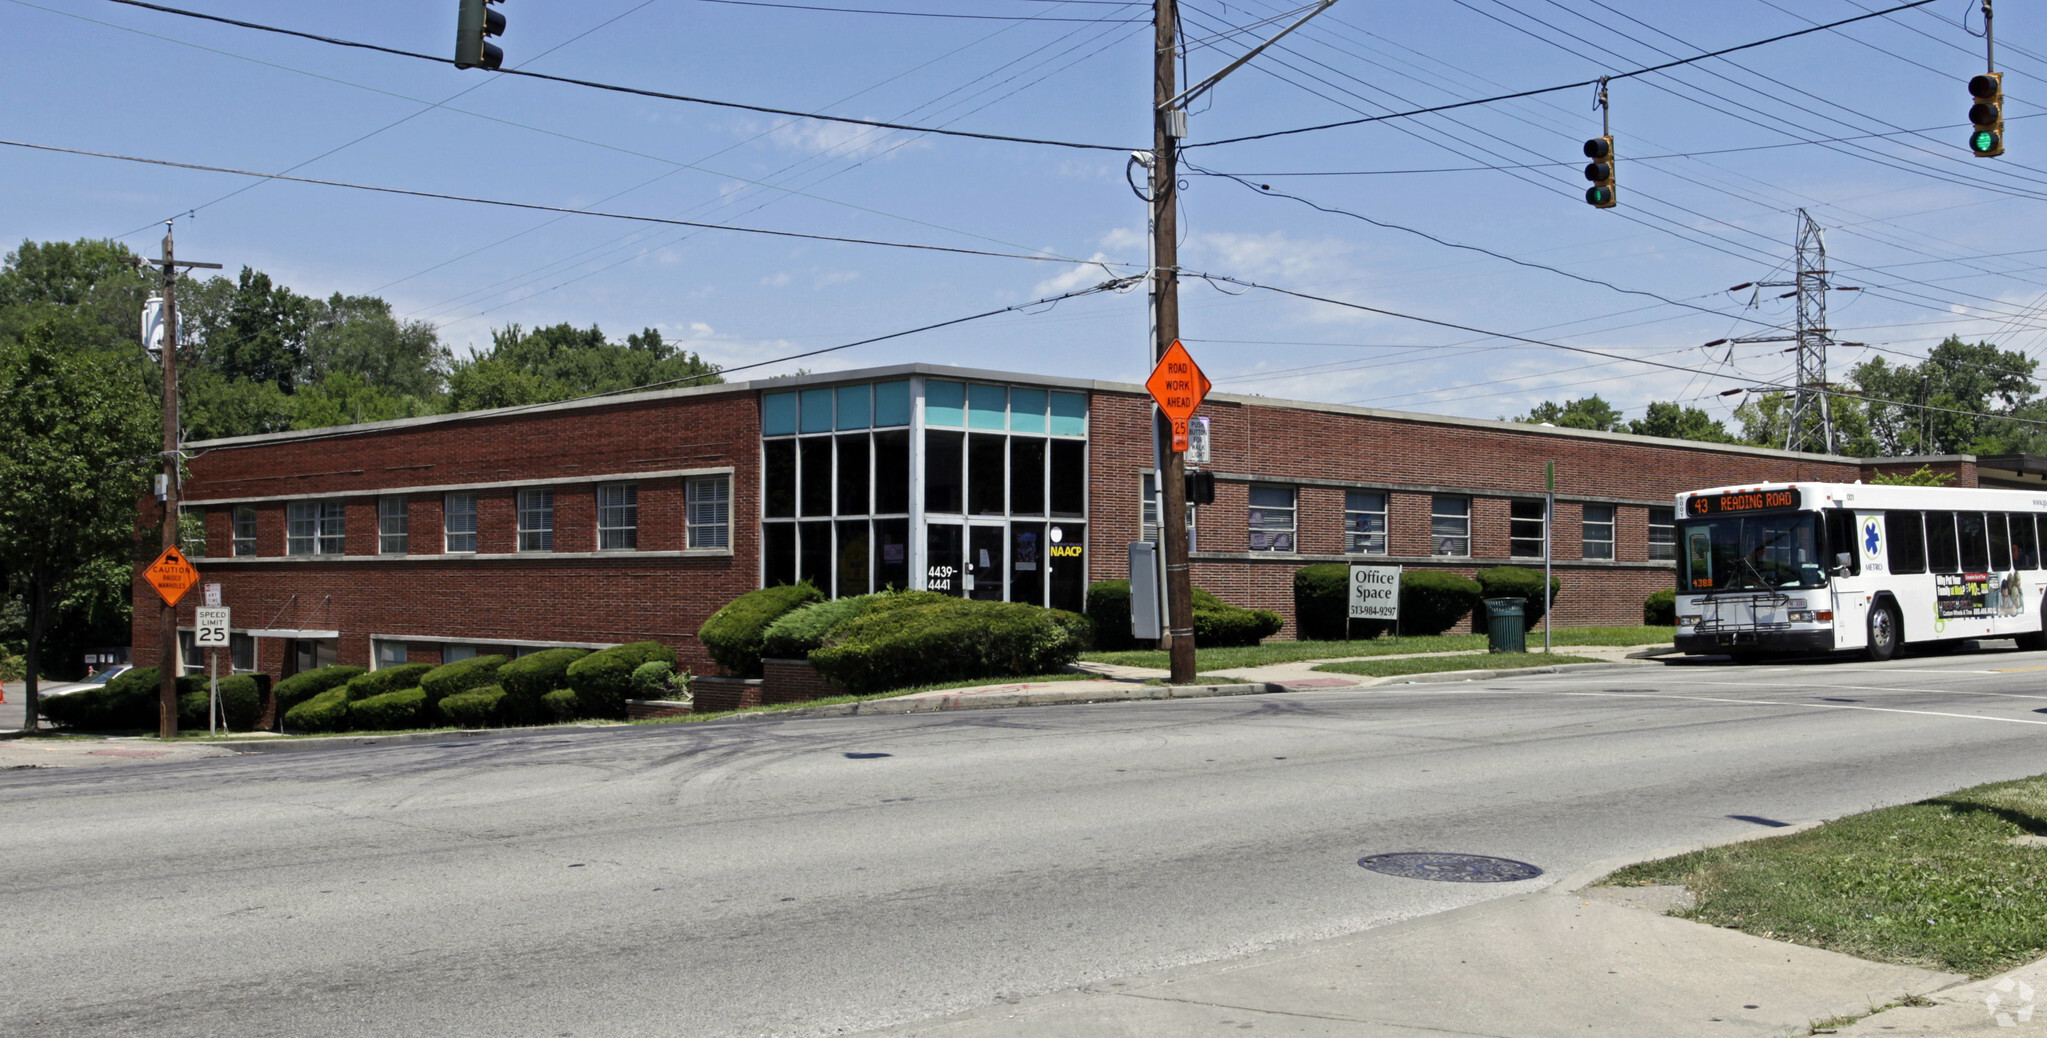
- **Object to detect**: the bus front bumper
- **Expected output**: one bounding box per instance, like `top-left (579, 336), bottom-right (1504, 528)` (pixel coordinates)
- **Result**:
top-left (1676, 629), bottom-right (1835, 655)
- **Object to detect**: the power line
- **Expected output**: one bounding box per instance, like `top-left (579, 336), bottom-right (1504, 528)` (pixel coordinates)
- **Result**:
top-left (1188, 0), bottom-right (1938, 148)
top-left (99, 0), bottom-right (1134, 152)
top-left (678, 0), bottom-right (1145, 21)
top-left (0, 137), bottom-right (1129, 269)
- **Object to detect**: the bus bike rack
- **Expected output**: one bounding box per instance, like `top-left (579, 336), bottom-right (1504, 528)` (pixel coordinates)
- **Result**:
top-left (1693, 590), bottom-right (1796, 640)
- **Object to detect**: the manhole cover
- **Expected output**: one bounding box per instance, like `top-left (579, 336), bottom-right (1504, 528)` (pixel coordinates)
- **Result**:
top-left (1358, 852), bottom-right (1543, 883)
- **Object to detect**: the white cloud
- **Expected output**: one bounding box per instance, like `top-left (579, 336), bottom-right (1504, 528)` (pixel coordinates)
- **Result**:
top-left (761, 118), bottom-right (928, 161)
top-left (761, 272), bottom-right (792, 288)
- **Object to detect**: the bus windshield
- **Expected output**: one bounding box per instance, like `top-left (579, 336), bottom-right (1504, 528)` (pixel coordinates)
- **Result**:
top-left (1678, 511), bottom-right (1827, 591)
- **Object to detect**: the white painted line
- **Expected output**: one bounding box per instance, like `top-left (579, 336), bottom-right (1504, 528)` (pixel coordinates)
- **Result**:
top-left (1678, 680), bottom-right (2047, 702)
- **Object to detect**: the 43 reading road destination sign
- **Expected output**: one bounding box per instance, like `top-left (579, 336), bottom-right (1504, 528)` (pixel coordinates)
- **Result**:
top-left (1146, 340), bottom-right (1212, 452)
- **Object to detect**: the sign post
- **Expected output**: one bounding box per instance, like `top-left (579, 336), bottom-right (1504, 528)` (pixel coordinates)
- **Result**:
top-left (195, 605), bottom-right (230, 734)
top-left (1145, 340), bottom-right (1212, 684)
top-left (1544, 462), bottom-right (1555, 655)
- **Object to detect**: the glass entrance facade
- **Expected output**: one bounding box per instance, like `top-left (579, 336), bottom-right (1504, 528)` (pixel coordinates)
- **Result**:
top-left (761, 376), bottom-right (1089, 611)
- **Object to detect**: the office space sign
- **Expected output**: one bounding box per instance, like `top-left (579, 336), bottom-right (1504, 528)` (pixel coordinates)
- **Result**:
top-left (1349, 565), bottom-right (1401, 620)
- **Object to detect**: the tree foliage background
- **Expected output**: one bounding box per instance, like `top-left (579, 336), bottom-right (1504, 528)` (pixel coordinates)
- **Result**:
top-left (0, 237), bottom-right (720, 681)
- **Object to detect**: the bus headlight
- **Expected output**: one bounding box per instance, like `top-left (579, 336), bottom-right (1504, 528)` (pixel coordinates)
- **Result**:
top-left (1678, 614), bottom-right (1701, 626)
top-left (1787, 609), bottom-right (1834, 624)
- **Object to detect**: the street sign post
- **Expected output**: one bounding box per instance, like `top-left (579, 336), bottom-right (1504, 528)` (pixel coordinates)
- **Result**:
top-left (195, 606), bottom-right (229, 734)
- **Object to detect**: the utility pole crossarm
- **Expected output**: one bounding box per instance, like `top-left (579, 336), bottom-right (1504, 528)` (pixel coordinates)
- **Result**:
top-left (1166, 0), bottom-right (1339, 112)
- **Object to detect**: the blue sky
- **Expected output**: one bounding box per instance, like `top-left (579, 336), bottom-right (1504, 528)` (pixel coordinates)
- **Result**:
top-left (5, 0), bottom-right (2042, 428)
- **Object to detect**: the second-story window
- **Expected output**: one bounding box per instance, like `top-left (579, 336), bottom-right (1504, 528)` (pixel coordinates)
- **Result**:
top-left (1248, 485), bottom-right (1296, 552)
top-left (1510, 499), bottom-right (1547, 558)
top-left (1431, 496), bottom-right (1469, 557)
top-left (233, 504), bottom-right (257, 556)
top-left (597, 483), bottom-right (638, 550)
top-left (1582, 504), bottom-right (1615, 560)
top-left (1345, 490), bottom-right (1387, 555)
top-left (518, 488), bottom-right (555, 552)
top-left (379, 496), bottom-right (409, 554)
top-left (687, 475), bottom-right (731, 549)
top-left (444, 492), bottom-right (478, 553)
top-left (286, 500), bottom-right (345, 555)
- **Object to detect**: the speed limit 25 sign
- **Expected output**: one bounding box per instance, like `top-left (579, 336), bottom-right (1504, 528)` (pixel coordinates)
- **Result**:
top-left (193, 606), bottom-right (231, 648)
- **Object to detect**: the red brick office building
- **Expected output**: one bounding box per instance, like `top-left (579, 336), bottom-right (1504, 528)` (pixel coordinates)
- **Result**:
top-left (135, 362), bottom-right (1970, 679)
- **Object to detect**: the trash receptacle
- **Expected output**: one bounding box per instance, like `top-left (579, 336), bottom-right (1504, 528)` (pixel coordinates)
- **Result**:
top-left (1483, 597), bottom-right (1526, 654)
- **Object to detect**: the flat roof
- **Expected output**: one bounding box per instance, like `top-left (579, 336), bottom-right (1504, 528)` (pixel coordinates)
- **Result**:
top-left (177, 359), bottom-right (1927, 466)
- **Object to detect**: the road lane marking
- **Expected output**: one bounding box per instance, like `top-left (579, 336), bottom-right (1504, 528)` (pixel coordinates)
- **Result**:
top-left (1546, 689), bottom-right (2047, 726)
top-left (1674, 680), bottom-right (2047, 702)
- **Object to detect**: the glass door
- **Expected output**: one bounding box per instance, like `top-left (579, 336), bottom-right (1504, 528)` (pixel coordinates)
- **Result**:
top-left (968, 523), bottom-right (1006, 601)
top-left (925, 522), bottom-right (964, 596)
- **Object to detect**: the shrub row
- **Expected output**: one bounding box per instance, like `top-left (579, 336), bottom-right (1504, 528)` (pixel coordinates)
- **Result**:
top-left (1290, 565), bottom-right (1563, 639)
top-left (698, 582), bottom-right (825, 676)
top-left (809, 597), bottom-right (1091, 695)
top-left (1084, 580), bottom-right (1281, 650)
top-left (272, 641), bottom-right (681, 733)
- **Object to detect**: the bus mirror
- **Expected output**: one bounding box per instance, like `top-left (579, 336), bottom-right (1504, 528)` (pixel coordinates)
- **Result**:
top-left (1833, 552), bottom-right (1852, 574)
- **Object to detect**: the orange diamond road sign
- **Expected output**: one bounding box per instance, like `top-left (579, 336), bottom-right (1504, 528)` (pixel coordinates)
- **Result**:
top-left (144, 546), bottom-right (199, 607)
top-left (1145, 340), bottom-right (1212, 452)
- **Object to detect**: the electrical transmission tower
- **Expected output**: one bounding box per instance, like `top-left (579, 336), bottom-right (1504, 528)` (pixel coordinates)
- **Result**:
top-left (1729, 210), bottom-right (1850, 454)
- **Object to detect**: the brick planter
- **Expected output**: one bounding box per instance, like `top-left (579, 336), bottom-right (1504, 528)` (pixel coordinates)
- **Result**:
top-left (761, 658), bottom-right (850, 704)
top-left (625, 699), bottom-right (694, 720)
top-left (692, 675), bottom-right (762, 713)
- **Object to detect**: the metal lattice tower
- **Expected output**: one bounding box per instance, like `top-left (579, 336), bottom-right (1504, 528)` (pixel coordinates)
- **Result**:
top-left (1729, 210), bottom-right (1837, 454)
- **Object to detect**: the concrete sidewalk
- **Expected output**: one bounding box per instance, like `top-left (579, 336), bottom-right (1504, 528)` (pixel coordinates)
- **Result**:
top-left (864, 864), bottom-right (1971, 1038)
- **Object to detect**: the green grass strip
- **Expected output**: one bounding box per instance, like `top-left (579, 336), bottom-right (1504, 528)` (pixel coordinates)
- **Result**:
top-left (1606, 772), bottom-right (2047, 977)
top-left (1312, 653), bottom-right (1598, 677)
top-left (1080, 625), bottom-right (1670, 670)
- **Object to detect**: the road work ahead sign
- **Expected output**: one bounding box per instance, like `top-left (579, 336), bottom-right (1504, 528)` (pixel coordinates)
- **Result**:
top-left (1349, 564), bottom-right (1400, 621)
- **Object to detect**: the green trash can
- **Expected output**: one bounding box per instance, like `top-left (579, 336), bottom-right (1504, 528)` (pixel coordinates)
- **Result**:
top-left (1483, 597), bottom-right (1526, 654)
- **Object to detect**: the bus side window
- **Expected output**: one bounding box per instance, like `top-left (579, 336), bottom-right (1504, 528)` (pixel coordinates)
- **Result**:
top-left (1989, 513), bottom-right (2013, 572)
top-left (1888, 510), bottom-right (1927, 575)
top-left (2018, 513), bottom-right (2044, 570)
top-left (1927, 511), bottom-right (1961, 574)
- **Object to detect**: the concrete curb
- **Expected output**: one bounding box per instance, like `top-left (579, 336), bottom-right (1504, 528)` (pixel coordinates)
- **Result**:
top-left (210, 722), bottom-right (623, 755)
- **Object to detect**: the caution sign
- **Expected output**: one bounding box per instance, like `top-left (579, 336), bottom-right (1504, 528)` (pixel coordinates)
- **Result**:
top-left (1145, 340), bottom-right (1212, 452)
top-left (144, 546), bottom-right (200, 607)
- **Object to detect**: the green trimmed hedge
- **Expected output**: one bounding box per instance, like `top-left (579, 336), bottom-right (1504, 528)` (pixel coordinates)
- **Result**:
top-left (351, 687), bottom-right (428, 730)
top-left (273, 664), bottom-right (366, 714)
top-left (1191, 587), bottom-right (1284, 647)
top-left (630, 661), bottom-right (686, 699)
top-left (566, 641), bottom-right (677, 719)
top-left (1085, 579), bottom-right (1280, 649)
top-left (810, 598), bottom-right (1091, 695)
top-left (1644, 588), bottom-right (1677, 625)
top-left (438, 685), bottom-right (506, 727)
top-left (419, 654), bottom-right (507, 707)
top-left (698, 582), bottom-right (825, 676)
top-left (343, 663), bottom-right (434, 702)
top-left (761, 596), bottom-right (877, 659)
top-left (284, 686), bottom-right (350, 732)
top-left (541, 687), bottom-right (580, 722)
top-left (496, 648), bottom-right (590, 723)
top-left (1474, 567), bottom-right (1561, 629)
top-left (174, 674), bottom-right (263, 731)
top-left (41, 667), bottom-right (204, 730)
top-left (1401, 571), bottom-right (1483, 636)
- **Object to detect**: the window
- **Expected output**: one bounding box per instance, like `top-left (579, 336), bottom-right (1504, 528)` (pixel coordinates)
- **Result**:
top-left (1886, 510), bottom-right (1926, 575)
top-left (1582, 504), bottom-right (1615, 560)
top-left (233, 505), bottom-right (257, 556)
top-left (1510, 499), bottom-right (1546, 558)
top-left (1647, 507), bottom-right (1675, 561)
top-left (597, 484), bottom-right (638, 550)
top-left (2012, 512), bottom-right (2040, 570)
top-left (286, 500), bottom-right (344, 555)
top-left (517, 488), bottom-right (555, 552)
top-left (1248, 485), bottom-right (1296, 552)
top-left (444, 492), bottom-right (477, 553)
top-left (1431, 496), bottom-right (1470, 557)
top-left (1345, 491), bottom-right (1387, 555)
top-left (379, 496), bottom-right (409, 554)
top-left (1927, 511), bottom-right (1960, 574)
top-left (688, 475), bottom-right (731, 549)
top-left (376, 640), bottom-right (407, 666)
top-left (1139, 473), bottom-right (1191, 543)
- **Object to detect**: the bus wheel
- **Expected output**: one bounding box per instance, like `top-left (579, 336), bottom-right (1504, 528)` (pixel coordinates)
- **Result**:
top-left (1867, 603), bottom-right (1901, 662)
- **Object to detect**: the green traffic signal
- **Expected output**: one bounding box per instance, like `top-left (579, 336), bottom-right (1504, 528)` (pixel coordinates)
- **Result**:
top-left (1585, 185), bottom-right (1615, 207)
top-left (1968, 71), bottom-right (2004, 158)
top-left (1973, 128), bottom-right (2001, 155)
top-left (1581, 135), bottom-right (1616, 208)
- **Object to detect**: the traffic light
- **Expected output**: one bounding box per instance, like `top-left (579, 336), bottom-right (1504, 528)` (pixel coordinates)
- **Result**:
top-left (1583, 136), bottom-right (1616, 208)
top-left (1970, 72), bottom-right (2004, 157)
top-left (454, 0), bottom-right (506, 70)
top-left (1185, 470), bottom-right (1215, 506)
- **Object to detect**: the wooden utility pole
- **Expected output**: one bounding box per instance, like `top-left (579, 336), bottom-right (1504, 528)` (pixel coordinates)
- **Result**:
top-left (1153, 0), bottom-right (1196, 684)
top-left (137, 223), bottom-right (220, 740)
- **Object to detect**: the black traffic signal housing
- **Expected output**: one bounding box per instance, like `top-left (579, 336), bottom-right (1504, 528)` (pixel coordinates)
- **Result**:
top-left (455, 0), bottom-right (506, 70)
top-left (1583, 136), bottom-right (1616, 208)
top-left (1970, 72), bottom-right (2004, 157)
top-left (1185, 470), bottom-right (1215, 506)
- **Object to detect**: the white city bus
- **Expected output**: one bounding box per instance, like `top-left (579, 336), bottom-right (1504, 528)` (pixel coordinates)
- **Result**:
top-left (1673, 481), bottom-right (2047, 661)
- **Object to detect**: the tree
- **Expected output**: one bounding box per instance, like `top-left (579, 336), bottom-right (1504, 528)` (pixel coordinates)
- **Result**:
top-left (0, 313), bottom-right (157, 728)
top-left (1512, 394), bottom-right (1624, 432)
top-left (1627, 401), bottom-right (1736, 443)
top-left (0, 238), bottom-right (152, 347)
top-left (445, 323), bottom-right (720, 412)
top-left (1732, 390), bottom-right (1877, 456)
top-left (303, 293), bottom-right (449, 398)
top-left (184, 267), bottom-right (316, 393)
top-left (1852, 337), bottom-right (2041, 456)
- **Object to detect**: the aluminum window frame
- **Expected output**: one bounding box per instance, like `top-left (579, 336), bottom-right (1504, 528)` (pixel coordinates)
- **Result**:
top-left (517, 487), bottom-right (555, 552)
top-left (597, 483), bottom-right (639, 551)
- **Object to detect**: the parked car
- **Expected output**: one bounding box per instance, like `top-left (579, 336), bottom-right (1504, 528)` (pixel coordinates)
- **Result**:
top-left (38, 663), bottom-right (133, 698)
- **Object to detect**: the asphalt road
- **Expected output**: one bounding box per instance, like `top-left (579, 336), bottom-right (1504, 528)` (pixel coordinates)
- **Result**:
top-left (6, 650), bottom-right (2047, 1038)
